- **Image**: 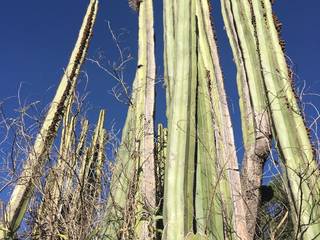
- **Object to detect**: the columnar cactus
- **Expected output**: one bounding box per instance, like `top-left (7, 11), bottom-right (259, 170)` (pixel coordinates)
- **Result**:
top-left (222, 0), bottom-right (320, 238)
top-left (101, 0), bottom-right (156, 238)
top-left (33, 110), bottom-right (106, 239)
top-left (0, 1), bottom-right (98, 238)
top-left (220, 0), bottom-right (272, 238)
top-left (2, 1), bottom-right (319, 239)
top-left (163, 0), bottom-right (248, 239)
top-left (163, 0), bottom-right (197, 238)
top-left (195, 1), bottom-right (248, 238)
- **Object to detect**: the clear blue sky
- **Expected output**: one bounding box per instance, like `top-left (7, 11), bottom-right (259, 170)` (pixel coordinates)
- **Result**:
top-left (0, 1), bottom-right (319, 178)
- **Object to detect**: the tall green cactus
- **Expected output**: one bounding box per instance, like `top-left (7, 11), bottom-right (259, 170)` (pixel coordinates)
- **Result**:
top-left (163, 0), bottom-right (197, 238)
top-left (221, 0), bottom-right (272, 238)
top-left (0, 1), bottom-right (98, 238)
top-left (101, 0), bottom-right (156, 238)
top-left (2, 0), bottom-right (317, 239)
top-left (163, 0), bottom-right (248, 239)
top-left (196, 1), bottom-right (249, 239)
top-left (222, 0), bottom-right (320, 238)
top-left (252, 1), bottom-right (320, 238)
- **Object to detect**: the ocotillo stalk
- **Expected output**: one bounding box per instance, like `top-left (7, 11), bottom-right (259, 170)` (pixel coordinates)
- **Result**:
top-left (221, 0), bottom-right (272, 238)
top-left (0, 1), bottom-right (98, 238)
top-left (164, 0), bottom-right (197, 238)
top-left (250, 0), bottom-right (320, 238)
top-left (102, 0), bottom-right (156, 238)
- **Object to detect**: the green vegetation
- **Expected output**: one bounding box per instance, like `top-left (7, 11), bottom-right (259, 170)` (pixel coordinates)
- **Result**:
top-left (0, 0), bottom-right (319, 239)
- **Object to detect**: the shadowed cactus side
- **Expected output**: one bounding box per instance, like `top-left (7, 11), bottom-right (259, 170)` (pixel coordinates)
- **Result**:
top-left (195, 0), bottom-right (248, 238)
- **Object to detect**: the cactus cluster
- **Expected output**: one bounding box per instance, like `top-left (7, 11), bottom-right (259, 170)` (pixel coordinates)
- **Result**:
top-left (1, 0), bottom-right (319, 239)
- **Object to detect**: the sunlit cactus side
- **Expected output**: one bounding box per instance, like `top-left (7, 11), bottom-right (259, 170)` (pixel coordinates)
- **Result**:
top-left (220, 0), bottom-right (272, 238)
top-left (195, 0), bottom-right (248, 239)
top-left (162, 0), bottom-right (248, 239)
top-left (222, 0), bottom-right (320, 238)
top-left (163, 0), bottom-right (175, 118)
top-left (0, 1), bottom-right (98, 238)
top-left (163, 0), bottom-right (198, 238)
top-left (101, 0), bottom-right (156, 238)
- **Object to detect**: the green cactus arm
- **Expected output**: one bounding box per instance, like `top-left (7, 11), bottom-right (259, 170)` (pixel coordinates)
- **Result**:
top-left (220, 0), bottom-right (274, 237)
top-left (85, 110), bottom-right (105, 181)
top-left (94, 128), bottom-right (107, 197)
top-left (196, 55), bottom-right (224, 239)
top-left (64, 118), bottom-right (89, 193)
top-left (251, 0), bottom-right (320, 238)
top-left (163, 0), bottom-right (197, 238)
top-left (101, 0), bottom-right (156, 238)
top-left (196, 1), bottom-right (249, 238)
top-left (0, 1), bottom-right (98, 237)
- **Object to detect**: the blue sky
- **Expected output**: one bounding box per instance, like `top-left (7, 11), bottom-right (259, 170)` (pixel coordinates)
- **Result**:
top-left (0, 1), bottom-right (319, 182)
